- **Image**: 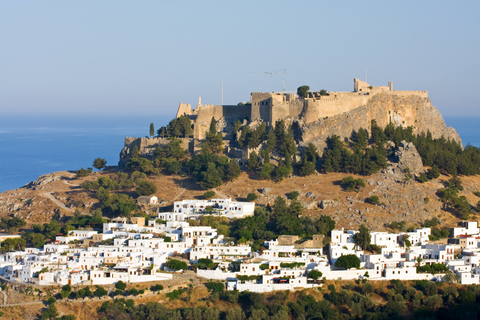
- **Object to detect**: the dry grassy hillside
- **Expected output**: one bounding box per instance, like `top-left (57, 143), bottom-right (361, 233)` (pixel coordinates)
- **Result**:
top-left (1, 168), bottom-right (480, 232)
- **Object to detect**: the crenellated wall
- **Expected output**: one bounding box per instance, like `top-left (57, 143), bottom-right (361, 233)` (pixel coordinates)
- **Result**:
top-left (299, 92), bottom-right (461, 155)
top-left (123, 78), bottom-right (461, 162)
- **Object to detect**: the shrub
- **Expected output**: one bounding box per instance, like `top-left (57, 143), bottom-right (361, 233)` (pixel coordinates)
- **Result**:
top-left (366, 196), bottom-right (380, 205)
top-left (335, 254), bottom-right (360, 269)
top-left (125, 299), bottom-right (134, 308)
top-left (417, 173), bottom-right (429, 183)
top-left (47, 297), bottom-right (56, 304)
top-left (94, 286), bottom-right (108, 297)
top-left (129, 288), bottom-right (138, 296)
top-left (62, 284), bottom-right (72, 293)
top-left (167, 259), bottom-right (188, 271)
top-left (360, 282), bottom-right (373, 295)
top-left (340, 176), bottom-right (365, 191)
top-left (204, 191), bottom-right (216, 199)
top-left (76, 168), bottom-right (92, 178)
top-left (205, 282), bottom-right (224, 293)
top-left (246, 193), bottom-right (258, 202)
top-left (166, 288), bottom-right (185, 300)
top-left (151, 284), bottom-right (164, 292)
top-left (195, 258), bottom-right (215, 270)
top-left (308, 270), bottom-right (323, 281)
top-left (136, 179), bottom-right (157, 196)
top-left (288, 191), bottom-right (300, 200)
top-left (75, 289), bottom-right (86, 299)
top-left (115, 280), bottom-right (127, 290)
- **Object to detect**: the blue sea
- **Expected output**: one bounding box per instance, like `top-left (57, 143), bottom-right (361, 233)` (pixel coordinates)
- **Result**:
top-left (0, 114), bottom-right (171, 193)
top-left (0, 115), bottom-right (478, 193)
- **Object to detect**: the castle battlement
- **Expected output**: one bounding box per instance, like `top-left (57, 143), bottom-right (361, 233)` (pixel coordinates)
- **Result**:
top-left (174, 78), bottom-right (435, 141)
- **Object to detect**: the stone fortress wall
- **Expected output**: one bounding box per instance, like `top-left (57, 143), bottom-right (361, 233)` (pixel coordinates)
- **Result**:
top-left (119, 78), bottom-right (461, 165)
top-left (175, 78), bottom-right (437, 141)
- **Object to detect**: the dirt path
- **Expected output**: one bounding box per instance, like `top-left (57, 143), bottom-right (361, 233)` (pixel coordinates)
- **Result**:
top-left (41, 192), bottom-right (75, 213)
top-left (172, 188), bottom-right (186, 201)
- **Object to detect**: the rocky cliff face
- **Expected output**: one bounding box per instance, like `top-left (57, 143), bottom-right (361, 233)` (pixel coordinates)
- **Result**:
top-left (298, 92), bottom-right (461, 154)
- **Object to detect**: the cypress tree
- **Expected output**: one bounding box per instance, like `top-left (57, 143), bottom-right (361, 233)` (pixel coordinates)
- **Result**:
top-left (149, 123), bottom-right (155, 137)
top-left (285, 152), bottom-right (292, 172)
top-left (209, 117), bottom-right (216, 135)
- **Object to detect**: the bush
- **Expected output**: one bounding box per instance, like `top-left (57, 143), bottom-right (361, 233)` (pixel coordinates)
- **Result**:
top-left (62, 284), bottom-right (72, 293)
top-left (308, 270), bottom-right (323, 281)
top-left (417, 172), bottom-right (429, 183)
top-left (167, 259), bottom-right (188, 271)
top-left (76, 168), bottom-right (92, 178)
top-left (362, 282), bottom-right (374, 295)
top-left (366, 196), bottom-right (380, 205)
top-left (129, 288), bottom-right (138, 296)
top-left (340, 176), bottom-right (365, 191)
top-left (195, 258), bottom-right (215, 270)
top-left (115, 280), bottom-right (127, 290)
top-left (204, 191), bottom-right (216, 199)
top-left (288, 191), bottom-right (300, 200)
top-left (246, 193), bottom-right (258, 202)
top-left (205, 282), bottom-right (224, 293)
top-left (47, 297), bottom-right (56, 304)
top-left (151, 284), bottom-right (164, 292)
top-left (135, 179), bottom-right (157, 196)
top-left (335, 254), bottom-right (360, 269)
top-left (94, 286), bottom-right (108, 297)
top-left (166, 288), bottom-right (185, 300)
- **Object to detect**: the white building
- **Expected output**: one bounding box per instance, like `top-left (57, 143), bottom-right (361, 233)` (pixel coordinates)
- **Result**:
top-left (174, 198), bottom-right (255, 219)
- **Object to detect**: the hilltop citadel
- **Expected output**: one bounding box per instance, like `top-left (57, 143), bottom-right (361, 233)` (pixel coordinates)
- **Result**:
top-left (120, 78), bottom-right (460, 166)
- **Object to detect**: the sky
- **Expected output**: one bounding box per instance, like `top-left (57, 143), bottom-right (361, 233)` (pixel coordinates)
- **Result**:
top-left (0, 1), bottom-right (479, 118)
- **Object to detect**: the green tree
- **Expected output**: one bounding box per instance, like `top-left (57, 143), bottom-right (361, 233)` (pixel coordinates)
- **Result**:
top-left (204, 191), bottom-right (216, 199)
top-left (150, 123), bottom-right (155, 137)
top-left (308, 270), bottom-right (323, 281)
top-left (94, 286), bottom-right (108, 297)
top-left (258, 163), bottom-right (274, 180)
top-left (41, 303), bottom-right (59, 320)
top-left (201, 163), bottom-right (223, 190)
top-left (167, 259), bottom-right (188, 271)
top-left (247, 151), bottom-right (260, 172)
top-left (225, 159), bottom-right (241, 182)
top-left (427, 164), bottom-right (440, 179)
top-left (340, 176), bottom-right (365, 191)
top-left (135, 179), bottom-right (157, 196)
top-left (246, 193), bottom-right (258, 202)
top-left (299, 160), bottom-right (316, 176)
top-left (209, 117), bottom-right (217, 135)
top-left (115, 280), bottom-right (127, 290)
top-left (31, 233), bottom-right (45, 248)
top-left (367, 196), bottom-right (380, 205)
top-left (297, 85), bottom-right (310, 98)
top-left (93, 158), bottom-right (107, 170)
top-left (353, 224), bottom-right (371, 250)
top-left (335, 254), bottom-right (360, 269)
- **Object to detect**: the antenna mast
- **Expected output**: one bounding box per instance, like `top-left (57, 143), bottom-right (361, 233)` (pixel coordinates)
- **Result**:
top-left (251, 69), bottom-right (286, 92)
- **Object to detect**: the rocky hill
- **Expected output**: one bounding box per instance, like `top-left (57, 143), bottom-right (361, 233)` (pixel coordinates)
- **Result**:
top-left (2, 153), bottom-right (480, 234)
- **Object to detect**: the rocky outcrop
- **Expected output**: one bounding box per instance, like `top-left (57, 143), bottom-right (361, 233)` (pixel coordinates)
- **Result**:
top-left (118, 137), bottom-right (191, 169)
top-left (24, 173), bottom-right (62, 190)
top-left (299, 92), bottom-right (461, 155)
top-left (394, 140), bottom-right (424, 175)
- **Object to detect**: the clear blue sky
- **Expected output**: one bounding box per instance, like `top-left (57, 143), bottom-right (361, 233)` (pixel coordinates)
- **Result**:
top-left (1, 1), bottom-right (479, 118)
